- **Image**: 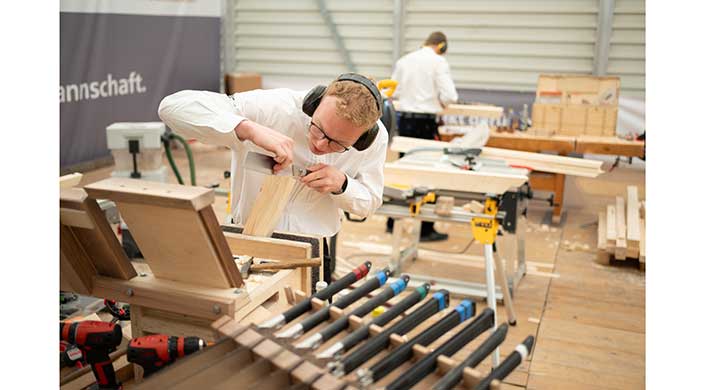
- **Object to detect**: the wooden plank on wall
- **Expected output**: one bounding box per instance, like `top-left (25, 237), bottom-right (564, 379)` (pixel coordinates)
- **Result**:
top-left (615, 196), bottom-right (628, 260)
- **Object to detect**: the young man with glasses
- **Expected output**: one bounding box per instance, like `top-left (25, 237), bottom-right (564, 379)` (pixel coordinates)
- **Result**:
top-left (158, 74), bottom-right (387, 285)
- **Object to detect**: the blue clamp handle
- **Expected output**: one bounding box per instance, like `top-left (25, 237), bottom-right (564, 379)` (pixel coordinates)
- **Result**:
top-left (455, 300), bottom-right (475, 322)
top-left (432, 291), bottom-right (449, 311)
top-left (390, 277), bottom-right (408, 295)
top-left (376, 271), bottom-right (389, 286)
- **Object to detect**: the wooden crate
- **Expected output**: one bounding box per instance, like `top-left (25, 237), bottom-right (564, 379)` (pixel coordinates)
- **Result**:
top-left (532, 74), bottom-right (620, 137)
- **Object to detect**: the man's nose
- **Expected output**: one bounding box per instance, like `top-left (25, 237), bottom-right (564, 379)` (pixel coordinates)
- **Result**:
top-left (313, 137), bottom-right (329, 150)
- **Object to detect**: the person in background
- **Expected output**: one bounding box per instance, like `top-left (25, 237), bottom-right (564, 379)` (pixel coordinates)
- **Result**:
top-left (388, 31), bottom-right (459, 241)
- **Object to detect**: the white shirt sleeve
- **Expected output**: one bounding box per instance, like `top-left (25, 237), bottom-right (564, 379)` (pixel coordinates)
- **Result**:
top-left (329, 123), bottom-right (388, 217)
top-left (436, 59), bottom-right (459, 107)
top-left (157, 90), bottom-right (249, 153)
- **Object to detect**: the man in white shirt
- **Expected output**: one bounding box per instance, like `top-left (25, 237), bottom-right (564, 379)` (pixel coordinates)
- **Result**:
top-left (388, 31), bottom-right (459, 241)
top-left (158, 73), bottom-right (388, 285)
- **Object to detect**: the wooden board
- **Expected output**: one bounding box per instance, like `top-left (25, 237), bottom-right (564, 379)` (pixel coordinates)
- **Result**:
top-left (384, 162), bottom-right (527, 195)
top-left (606, 204), bottom-right (616, 253)
top-left (60, 188), bottom-right (137, 281)
top-left (223, 232), bottom-right (312, 262)
top-left (639, 218), bottom-right (645, 264)
top-left (615, 196), bottom-right (628, 260)
top-left (60, 172), bottom-right (83, 189)
top-left (486, 132), bottom-right (575, 154)
top-left (243, 175), bottom-right (297, 237)
top-left (575, 135), bottom-right (644, 157)
top-left (85, 177), bottom-right (214, 211)
top-left (626, 186), bottom-right (641, 258)
top-left (116, 202), bottom-right (240, 288)
top-left (84, 178), bottom-right (242, 288)
top-left (440, 103), bottom-right (504, 118)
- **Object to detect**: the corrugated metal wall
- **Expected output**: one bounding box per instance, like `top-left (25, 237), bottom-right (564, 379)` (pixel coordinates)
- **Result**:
top-left (223, 0), bottom-right (645, 96)
top-left (226, 0), bottom-right (394, 88)
top-left (608, 0), bottom-right (645, 97)
top-left (403, 1), bottom-right (599, 92)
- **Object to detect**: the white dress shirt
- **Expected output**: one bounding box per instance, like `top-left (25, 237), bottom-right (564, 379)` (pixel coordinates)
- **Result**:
top-left (158, 88), bottom-right (388, 237)
top-left (391, 46), bottom-right (459, 114)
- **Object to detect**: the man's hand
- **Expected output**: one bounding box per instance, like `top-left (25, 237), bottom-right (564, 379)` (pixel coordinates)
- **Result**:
top-left (235, 120), bottom-right (294, 173)
top-left (300, 163), bottom-right (346, 194)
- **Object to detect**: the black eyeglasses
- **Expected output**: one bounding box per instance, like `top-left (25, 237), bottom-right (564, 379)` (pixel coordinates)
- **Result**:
top-left (309, 120), bottom-right (350, 153)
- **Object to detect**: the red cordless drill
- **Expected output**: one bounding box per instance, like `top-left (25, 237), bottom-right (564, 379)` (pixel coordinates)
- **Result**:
top-left (60, 320), bottom-right (123, 389)
top-left (127, 334), bottom-right (206, 377)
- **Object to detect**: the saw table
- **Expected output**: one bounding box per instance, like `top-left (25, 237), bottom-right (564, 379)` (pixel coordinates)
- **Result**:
top-left (440, 130), bottom-right (641, 223)
top-left (380, 148), bottom-right (531, 366)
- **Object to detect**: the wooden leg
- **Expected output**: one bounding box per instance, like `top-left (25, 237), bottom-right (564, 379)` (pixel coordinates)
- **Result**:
top-left (493, 255), bottom-right (517, 325)
top-left (551, 173), bottom-right (566, 224)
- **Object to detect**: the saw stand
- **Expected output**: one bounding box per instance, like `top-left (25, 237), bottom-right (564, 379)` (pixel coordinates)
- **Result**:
top-left (381, 194), bottom-right (522, 368)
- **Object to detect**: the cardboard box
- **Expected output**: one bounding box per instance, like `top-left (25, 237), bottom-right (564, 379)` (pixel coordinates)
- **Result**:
top-left (224, 73), bottom-right (262, 95)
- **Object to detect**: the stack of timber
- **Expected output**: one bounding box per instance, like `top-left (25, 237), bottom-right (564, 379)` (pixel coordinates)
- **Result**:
top-left (132, 283), bottom-right (528, 390)
top-left (597, 185), bottom-right (645, 269)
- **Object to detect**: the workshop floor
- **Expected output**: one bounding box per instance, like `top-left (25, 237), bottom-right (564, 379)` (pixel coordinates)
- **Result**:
top-left (77, 142), bottom-right (645, 389)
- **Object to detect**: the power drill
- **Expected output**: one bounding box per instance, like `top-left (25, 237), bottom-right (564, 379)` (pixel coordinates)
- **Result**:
top-left (60, 320), bottom-right (123, 389)
top-left (127, 334), bottom-right (206, 377)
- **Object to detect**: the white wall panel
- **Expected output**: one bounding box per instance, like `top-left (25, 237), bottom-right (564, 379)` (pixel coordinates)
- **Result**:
top-left (608, 0), bottom-right (645, 97)
top-left (222, 0), bottom-right (645, 96)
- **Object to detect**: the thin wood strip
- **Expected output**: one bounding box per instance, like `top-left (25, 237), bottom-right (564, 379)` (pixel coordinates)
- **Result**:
top-left (597, 211), bottom-right (607, 250)
top-left (639, 218), bottom-right (645, 264)
top-left (606, 204), bottom-right (617, 253)
top-left (199, 207), bottom-right (243, 287)
top-left (615, 196), bottom-right (628, 260)
top-left (251, 260), bottom-right (320, 271)
top-left (626, 186), bottom-right (640, 250)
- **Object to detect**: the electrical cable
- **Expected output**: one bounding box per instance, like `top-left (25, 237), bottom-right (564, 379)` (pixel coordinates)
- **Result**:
top-left (169, 133), bottom-right (196, 185)
top-left (163, 136), bottom-right (184, 185)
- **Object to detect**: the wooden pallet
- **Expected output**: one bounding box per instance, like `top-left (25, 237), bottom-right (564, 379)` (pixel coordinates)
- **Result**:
top-left (597, 185), bottom-right (645, 270)
top-left (133, 286), bottom-right (520, 390)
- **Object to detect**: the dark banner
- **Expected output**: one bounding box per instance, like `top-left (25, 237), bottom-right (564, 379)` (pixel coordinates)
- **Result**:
top-left (60, 9), bottom-right (220, 169)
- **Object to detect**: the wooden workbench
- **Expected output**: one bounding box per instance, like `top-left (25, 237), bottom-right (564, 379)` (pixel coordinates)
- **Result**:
top-left (440, 130), bottom-right (644, 223)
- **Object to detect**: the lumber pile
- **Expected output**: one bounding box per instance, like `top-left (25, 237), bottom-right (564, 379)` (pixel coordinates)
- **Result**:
top-left (597, 185), bottom-right (645, 269)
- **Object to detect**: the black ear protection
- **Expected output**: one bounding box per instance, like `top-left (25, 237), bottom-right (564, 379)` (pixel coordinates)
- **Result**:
top-left (302, 73), bottom-right (382, 151)
top-left (437, 41), bottom-right (447, 54)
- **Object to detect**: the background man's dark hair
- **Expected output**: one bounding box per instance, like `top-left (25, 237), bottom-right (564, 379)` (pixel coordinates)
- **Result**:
top-left (424, 31), bottom-right (447, 46)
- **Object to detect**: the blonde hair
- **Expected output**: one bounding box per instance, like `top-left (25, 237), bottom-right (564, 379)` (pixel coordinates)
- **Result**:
top-left (324, 78), bottom-right (379, 129)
